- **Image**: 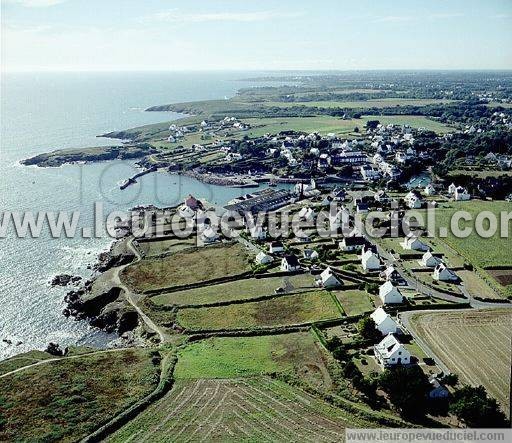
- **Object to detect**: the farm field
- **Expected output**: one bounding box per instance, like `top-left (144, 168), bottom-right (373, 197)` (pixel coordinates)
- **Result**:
top-left (242, 115), bottom-right (454, 137)
top-left (122, 243), bottom-right (252, 292)
top-left (262, 98), bottom-right (458, 109)
top-left (0, 349), bottom-right (161, 442)
top-left (177, 291), bottom-right (342, 331)
top-left (107, 377), bottom-right (371, 443)
top-left (137, 238), bottom-right (196, 257)
top-left (332, 290), bottom-right (374, 317)
top-left (409, 309), bottom-right (512, 417)
top-left (174, 332), bottom-right (328, 382)
top-left (151, 274), bottom-right (316, 306)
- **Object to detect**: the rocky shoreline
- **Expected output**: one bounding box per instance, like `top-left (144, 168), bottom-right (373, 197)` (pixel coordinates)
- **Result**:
top-left (21, 144), bottom-right (157, 168)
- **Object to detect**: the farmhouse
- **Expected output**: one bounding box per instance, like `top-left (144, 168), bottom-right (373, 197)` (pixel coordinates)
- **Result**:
top-left (374, 334), bottom-right (411, 367)
top-left (303, 248), bottom-right (319, 261)
top-left (401, 233), bottom-right (428, 251)
top-left (255, 251), bottom-right (273, 265)
top-left (281, 254), bottom-right (300, 272)
top-left (433, 263), bottom-right (458, 282)
top-left (404, 190), bottom-right (423, 209)
top-left (361, 248), bottom-right (381, 271)
top-left (454, 186), bottom-right (471, 201)
top-left (419, 251), bottom-right (443, 268)
top-left (379, 281), bottom-right (403, 305)
top-left (380, 265), bottom-right (401, 283)
top-left (339, 236), bottom-right (367, 252)
top-left (370, 307), bottom-right (399, 335)
top-left (269, 241), bottom-right (284, 254)
top-left (316, 267), bottom-right (342, 288)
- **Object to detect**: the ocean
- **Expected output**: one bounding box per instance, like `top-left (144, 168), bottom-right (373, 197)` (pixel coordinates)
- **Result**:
top-left (0, 71), bottom-right (289, 360)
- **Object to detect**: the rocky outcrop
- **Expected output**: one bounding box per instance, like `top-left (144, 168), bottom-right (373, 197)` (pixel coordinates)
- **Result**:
top-left (22, 144), bottom-right (156, 167)
top-left (50, 274), bottom-right (81, 287)
top-left (45, 342), bottom-right (68, 356)
top-left (94, 252), bottom-right (135, 273)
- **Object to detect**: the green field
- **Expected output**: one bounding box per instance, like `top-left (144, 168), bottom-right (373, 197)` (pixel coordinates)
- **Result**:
top-left (122, 243), bottom-right (252, 292)
top-left (332, 289), bottom-right (374, 317)
top-left (151, 274), bottom-right (316, 306)
top-left (137, 238), bottom-right (196, 257)
top-left (177, 290), bottom-right (342, 331)
top-left (262, 98), bottom-right (458, 109)
top-left (174, 332), bottom-right (327, 380)
top-left (243, 115), bottom-right (454, 137)
top-left (0, 349), bottom-right (160, 442)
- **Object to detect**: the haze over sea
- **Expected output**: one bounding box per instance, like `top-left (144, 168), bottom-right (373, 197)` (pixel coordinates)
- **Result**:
top-left (0, 71), bottom-right (289, 360)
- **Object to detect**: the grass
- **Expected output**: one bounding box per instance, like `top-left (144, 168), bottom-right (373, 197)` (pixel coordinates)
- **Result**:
top-left (177, 290), bottom-right (342, 331)
top-left (0, 349), bottom-right (161, 442)
top-left (458, 270), bottom-right (500, 300)
top-left (262, 98), bottom-right (458, 109)
top-left (138, 238), bottom-right (196, 257)
top-left (122, 243), bottom-right (252, 292)
top-left (151, 274), bottom-right (316, 306)
top-left (332, 290), bottom-right (374, 317)
top-left (242, 115), bottom-right (454, 137)
top-left (107, 376), bottom-right (372, 442)
top-left (409, 309), bottom-right (512, 417)
top-left (0, 350), bottom-right (55, 376)
top-left (174, 332), bottom-right (327, 380)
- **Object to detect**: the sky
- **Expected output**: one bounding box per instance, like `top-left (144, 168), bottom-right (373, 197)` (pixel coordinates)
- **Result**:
top-left (1, 0), bottom-right (511, 72)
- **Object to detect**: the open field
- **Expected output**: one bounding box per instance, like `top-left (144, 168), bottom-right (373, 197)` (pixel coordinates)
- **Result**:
top-left (107, 377), bottom-right (373, 443)
top-left (138, 238), bottom-right (196, 257)
top-left (409, 309), bottom-right (512, 417)
top-left (122, 243), bottom-right (252, 292)
top-left (0, 349), bottom-right (160, 442)
top-left (151, 274), bottom-right (316, 306)
top-left (175, 332), bottom-right (328, 382)
top-left (458, 270), bottom-right (500, 300)
top-left (488, 268), bottom-right (512, 286)
top-left (332, 290), bottom-right (374, 317)
top-left (177, 291), bottom-right (341, 331)
top-left (262, 98), bottom-right (458, 109)
top-left (243, 115), bottom-right (454, 137)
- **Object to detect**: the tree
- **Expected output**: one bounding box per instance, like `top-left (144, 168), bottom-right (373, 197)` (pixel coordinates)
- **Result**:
top-left (449, 385), bottom-right (508, 428)
top-left (357, 316), bottom-right (382, 342)
top-left (379, 366), bottom-right (431, 418)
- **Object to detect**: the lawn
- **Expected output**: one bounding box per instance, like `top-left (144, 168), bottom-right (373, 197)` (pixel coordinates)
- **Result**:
top-left (332, 290), bottom-right (374, 317)
top-left (137, 238), bottom-right (196, 257)
top-left (262, 98), bottom-right (458, 109)
top-left (0, 349), bottom-right (161, 442)
top-left (409, 309), bottom-right (512, 417)
top-left (174, 332), bottom-right (327, 381)
top-left (122, 243), bottom-right (252, 292)
top-left (458, 270), bottom-right (501, 300)
top-left (151, 274), bottom-right (316, 306)
top-left (177, 290), bottom-right (342, 331)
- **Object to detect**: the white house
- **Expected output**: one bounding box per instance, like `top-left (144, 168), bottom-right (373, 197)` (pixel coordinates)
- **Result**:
top-left (269, 241), bottom-right (284, 254)
top-left (433, 263), bottom-right (458, 282)
top-left (370, 307), bottom-right (399, 335)
top-left (454, 186), bottom-right (471, 201)
top-left (249, 226), bottom-right (267, 240)
top-left (380, 265), bottom-right (401, 282)
top-left (374, 190), bottom-right (390, 204)
top-left (339, 236), bottom-right (367, 252)
top-left (400, 233), bottom-right (428, 251)
top-left (255, 251), bottom-right (273, 265)
top-left (419, 251), bottom-right (443, 268)
top-left (379, 281), bottom-right (403, 304)
top-left (424, 183), bottom-right (436, 196)
top-left (200, 226), bottom-right (219, 244)
top-left (448, 183), bottom-right (457, 194)
top-left (374, 334), bottom-right (411, 367)
top-left (303, 248), bottom-right (319, 261)
top-left (281, 254), bottom-right (300, 272)
top-left (316, 267), bottom-right (342, 288)
top-left (404, 191), bottom-right (423, 209)
top-left (298, 207), bottom-right (316, 222)
top-left (361, 249), bottom-right (381, 271)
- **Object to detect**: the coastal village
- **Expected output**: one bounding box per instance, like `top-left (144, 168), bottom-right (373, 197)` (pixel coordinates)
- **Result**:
top-left (3, 72), bottom-right (512, 440)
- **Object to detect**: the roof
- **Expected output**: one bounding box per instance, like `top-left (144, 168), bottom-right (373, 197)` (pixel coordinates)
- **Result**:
top-left (343, 236), bottom-right (367, 246)
top-left (370, 307), bottom-right (391, 325)
top-left (380, 281), bottom-right (397, 294)
top-left (375, 334), bottom-right (404, 358)
top-left (283, 254), bottom-right (299, 267)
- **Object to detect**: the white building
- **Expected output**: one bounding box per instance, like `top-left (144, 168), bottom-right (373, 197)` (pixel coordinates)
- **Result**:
top-left (424, 184), bottom-right (436, 196)
top-left (281, 255), bottom-right (300, 272)
top-left (454, 186), bottom-right (471, 201)
top-left (370, 307), bottom-right (399, 335)
top-left (316, 267), bottom-right (342, 288)
top-left (374, 334), bottom-right (411, 367)
top-left (303, 248), bottom-right (319, 261)
top-left (379, 281), bottom-right (403, 305)
top-left (419, 251), bottom-right (443, 268)
top-left (361, 249), bottom-right (381, 271)
top-left (448, 183), bottom-right (457, 194)
top-left (433, 263), bottom-right (458, 282)
top-left (269, 241), bottom-right (284, 254)
top-left (255, 251), bottom-right (273, 265)
top-left (298, 207), bottom-right (316, 222)
top-left (401, 233), bottom-right (428, 251)
top-left (404, 191), bottom-right (423, 209)
top-left (339, 236), bottom-right (367, 252)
